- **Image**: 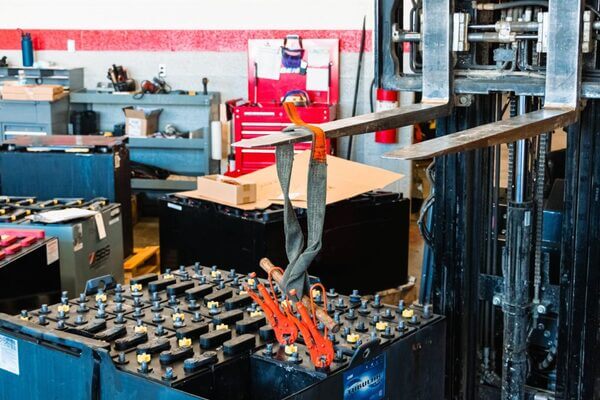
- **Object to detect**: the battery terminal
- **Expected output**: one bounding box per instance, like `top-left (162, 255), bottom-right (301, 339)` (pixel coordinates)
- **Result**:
top-left (57, 304), bottom-right (70, 313)
top-left (285, 344), bottom-right (298, 355)
top-left (346, 333), bottom-right (360, 343)
top-left (172, 312), bottom-right (185, 322)
top-left (134, 325), bottom-right (148, 334)
top-left (375, 321), bottom-right (389, 331)
top-left (130, 284), bottom-right (142, 292)
top-left (137, 353), bottom-right (151, 364)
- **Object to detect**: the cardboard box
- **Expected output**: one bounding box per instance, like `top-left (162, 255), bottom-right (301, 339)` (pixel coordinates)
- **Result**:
top-left (195, 175), bottom-right (257, 205)
top-left (123, 107), bottom-right (162, 137)
top-left (1, 82), bottom-right (65, 101)
top-left (177, 151), bottom-right (403, 210)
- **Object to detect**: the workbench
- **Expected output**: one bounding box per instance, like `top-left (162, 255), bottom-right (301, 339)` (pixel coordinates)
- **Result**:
top-left (0, 67), bottom-right (83, 138)
top-left (69, 90), bottom-right (220, 193)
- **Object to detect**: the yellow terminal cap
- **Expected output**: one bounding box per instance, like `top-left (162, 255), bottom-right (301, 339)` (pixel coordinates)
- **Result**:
top-left (57, 304), bottom-right (70, 313)
top-left (246, 278), bottom-right (255, 286)
top-left (172, 313), bottom-right (185, 322)
top-left (178, 337), bottom-right (192, 348)
top-left (402, 309), bottom-right (414, 319)
top-left (207, 301), bottom-right (219, 308)
top-left (134, 325), bottom-right (148, 334)
top-left (211, 270), bottom-right (221, 278)
top-left (347, 333), bottom-right (360, 343)
top-left (375, 321), bottom-right (389, 331)
top-left (19, 315), bottom-right (29, 321)
top-left (250, 310), bottom-right (263, 318)
top-left (130, 284), bottom-right (142, 292)
top-left (215, 323), bottom-right (229, 331)
top-left (137, 353), bottom-right (151, 364)
top-left (311, 289), bottom-right (321, 298)
top-left (95, 293), bottom-right (107, 303)
top-left (284, 344), bottom-right (298, 355)
top-left (280, 300), bottom-right (290, 309)
top-left (163, 273), bottom-right (174, 280)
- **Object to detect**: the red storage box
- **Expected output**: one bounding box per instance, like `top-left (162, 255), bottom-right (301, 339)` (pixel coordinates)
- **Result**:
top-left (232, 37), bottom-right (339, 175)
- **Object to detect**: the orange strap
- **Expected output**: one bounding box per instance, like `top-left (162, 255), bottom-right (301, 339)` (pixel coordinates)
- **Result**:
top-left (283, 102), bottom-right (327, 163)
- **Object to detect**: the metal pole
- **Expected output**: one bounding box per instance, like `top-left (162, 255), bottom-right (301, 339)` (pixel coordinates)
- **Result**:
top-left (501, 95), bottom-right (532, 400)
top-left (514, 96), bottom-right (528, 202)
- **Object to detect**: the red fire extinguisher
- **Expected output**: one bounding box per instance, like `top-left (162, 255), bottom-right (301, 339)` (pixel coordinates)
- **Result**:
top-left (375, 88), bottom-right (399, 143)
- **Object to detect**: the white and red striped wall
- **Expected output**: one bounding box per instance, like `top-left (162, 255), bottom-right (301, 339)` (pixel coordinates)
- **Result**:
top-left (0, 0), bottom-right (412, 193)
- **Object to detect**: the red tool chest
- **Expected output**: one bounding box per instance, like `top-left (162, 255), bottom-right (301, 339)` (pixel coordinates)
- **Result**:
top-left (233, 37), bottom-right (339, 174)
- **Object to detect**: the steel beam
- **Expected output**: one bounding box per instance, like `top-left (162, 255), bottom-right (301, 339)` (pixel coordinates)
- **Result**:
top-left (233, 102), bottom-right (449, 148)
top-left (383, 108), bottom-right (577, 160)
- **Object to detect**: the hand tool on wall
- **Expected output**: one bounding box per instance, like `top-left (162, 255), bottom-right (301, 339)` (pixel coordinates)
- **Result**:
top-left (202, 77), bottom-right (208, 95)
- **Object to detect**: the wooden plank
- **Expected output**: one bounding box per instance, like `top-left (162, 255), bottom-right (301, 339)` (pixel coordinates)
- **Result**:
top-left (383, 108), bottom-right (578, 161)
top-left (124, 246), bottom-right (160, 272)
top-left (233, 102), bottom-right (449, 148)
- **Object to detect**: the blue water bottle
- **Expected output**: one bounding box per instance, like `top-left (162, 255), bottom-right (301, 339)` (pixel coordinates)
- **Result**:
top-left (20, 30), bottom-right (34, 67)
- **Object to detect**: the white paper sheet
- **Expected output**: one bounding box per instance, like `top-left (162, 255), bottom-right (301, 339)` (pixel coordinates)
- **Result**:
top-left (308, 47), bottom-right (330, 67)
top-left (306, 67), bottom-right (330, 91)
top-left (29, 208), bottom-right (97, 224)
top-left (256, 46), bottom-right (281, 80)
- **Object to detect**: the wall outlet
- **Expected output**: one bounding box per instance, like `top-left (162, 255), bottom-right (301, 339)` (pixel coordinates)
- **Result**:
top-left (158, 64), bottom-right (167, 78)
top-left (67, 39), bottom-right (76, 53)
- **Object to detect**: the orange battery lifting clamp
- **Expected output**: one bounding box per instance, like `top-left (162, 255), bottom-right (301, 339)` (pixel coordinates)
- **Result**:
top-left (284, 284), bottom-right (335, 369)
top-left (244, 269), bottom-right (298, 345)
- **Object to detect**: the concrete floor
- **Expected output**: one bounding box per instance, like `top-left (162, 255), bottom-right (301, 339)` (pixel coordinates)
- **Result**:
top-left (133, 217), bottom-right (159, 248)
top-left (133, 213), bottom-right (425, 292)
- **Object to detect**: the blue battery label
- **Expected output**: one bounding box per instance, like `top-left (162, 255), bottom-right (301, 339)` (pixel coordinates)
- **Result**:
top-left (343, 353), bottom-right (386, 400)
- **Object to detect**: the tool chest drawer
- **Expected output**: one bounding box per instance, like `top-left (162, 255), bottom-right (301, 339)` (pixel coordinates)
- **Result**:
top-left (233, 104), bottom-right (335, 174)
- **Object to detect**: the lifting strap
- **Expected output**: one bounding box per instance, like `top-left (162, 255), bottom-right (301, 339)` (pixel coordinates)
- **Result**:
top-left (276, 102), bottom-right (327, 299)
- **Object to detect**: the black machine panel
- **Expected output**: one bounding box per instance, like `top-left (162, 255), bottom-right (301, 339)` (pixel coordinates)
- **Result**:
top-left (0, 231), bottom-right (61, 315)
top-left (159, 191), bottom-right (410, 295)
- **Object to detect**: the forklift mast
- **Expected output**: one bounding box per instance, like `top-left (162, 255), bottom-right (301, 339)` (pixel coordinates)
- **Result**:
top-left (236, 1), bottom-right (599, 398)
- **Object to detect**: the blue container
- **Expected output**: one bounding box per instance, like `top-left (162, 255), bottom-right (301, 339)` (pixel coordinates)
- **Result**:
top-left (20, 31), bottom-right (33, 67)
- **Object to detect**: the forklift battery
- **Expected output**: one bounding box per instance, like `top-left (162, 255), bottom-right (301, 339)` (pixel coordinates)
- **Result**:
top-left (0, 264), bottom-right (444, 400)
top-left (0, 135), bottom-right (133, 256)
top-left (0, 196), bottom-right (124, 295)
top-left (0, 229), bottom-right (61, 315)
top-left (159, 191), bottom-right (410, 295)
